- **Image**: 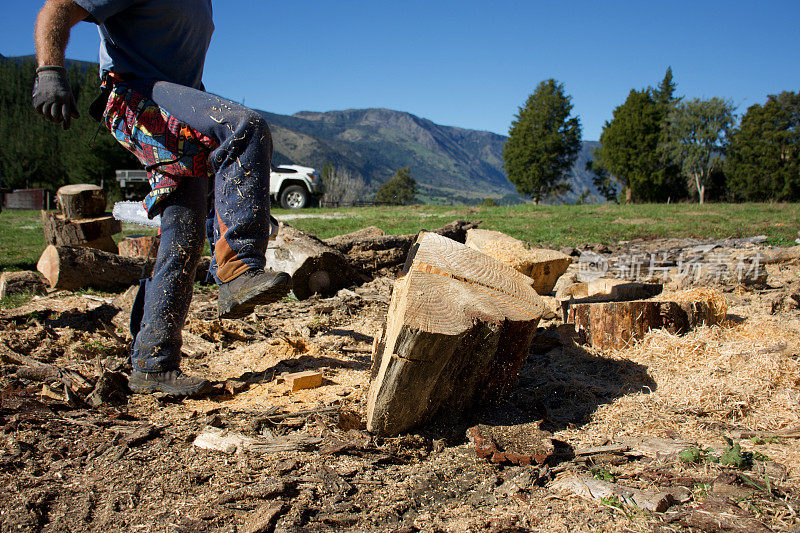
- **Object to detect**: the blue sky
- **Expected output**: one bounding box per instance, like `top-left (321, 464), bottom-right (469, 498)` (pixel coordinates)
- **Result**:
top-left (3, 1), bottom-right (799, 140)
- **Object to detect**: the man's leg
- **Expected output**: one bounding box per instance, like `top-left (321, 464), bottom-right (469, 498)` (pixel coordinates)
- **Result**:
top-left (127, 177), bottom-right (212, 395)
top-left (142, 81), bottom-right (291, 317)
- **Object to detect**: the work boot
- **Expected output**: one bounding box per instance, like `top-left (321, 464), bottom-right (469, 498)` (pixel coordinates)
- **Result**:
top-left (128, 369), bottom-right (213, 397)
top-left (218, 269), bottom-right (292, 319)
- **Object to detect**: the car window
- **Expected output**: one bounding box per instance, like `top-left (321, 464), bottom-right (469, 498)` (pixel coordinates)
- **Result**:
top-left (271, 166), bottom-right (298, 174)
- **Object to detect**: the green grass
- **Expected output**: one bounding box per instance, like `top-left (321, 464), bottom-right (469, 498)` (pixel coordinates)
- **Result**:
top-left (2, 203), bottom-right (798, 272)
top-left (276, 202), bottom-right (800, 247)
top-left (0, 210), bottom-right (155, 271)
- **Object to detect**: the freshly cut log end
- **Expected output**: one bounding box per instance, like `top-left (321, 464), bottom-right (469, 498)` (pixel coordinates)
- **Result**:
top-left (367, 232), bottom-right (545, 436)
top-left (37, 245), bottom-right (154, 291)
top-left (118, 235), bottom-right (161, 258)
top-left (56, 184), bottom-right (107, 219)
top-left (465, 228), bottom-right (571, 295)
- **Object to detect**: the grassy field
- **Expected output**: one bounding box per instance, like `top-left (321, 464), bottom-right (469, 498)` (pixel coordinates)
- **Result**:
top-left (2, 203), bottom-right (798, 272)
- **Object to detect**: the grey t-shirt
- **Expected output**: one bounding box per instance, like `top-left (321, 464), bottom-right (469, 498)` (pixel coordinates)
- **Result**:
top-left (74, 0), bottom-right (214, 90)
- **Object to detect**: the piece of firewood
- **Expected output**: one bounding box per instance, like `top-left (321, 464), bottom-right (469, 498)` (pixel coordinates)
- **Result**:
top-left (366, 232), bottom-right (546, 436)
top-left (284, 370), bottom-right (323, 392)
top-left (465, 228), bottom-right (571, 295)
top-left (118, 235), bottom-right (160, 258)
top-left (568, 299), bottom-right (719, 350)
top-left (41, 210), bottom-right (121, 248)
top-left (37, 245), bottom-right (153, 291)
top-left (56, 184), bottom-right (106, 219)
top-left (0, 270), bottom-right (48, 299)
top-left (266, 223), bottom-right (362, 300)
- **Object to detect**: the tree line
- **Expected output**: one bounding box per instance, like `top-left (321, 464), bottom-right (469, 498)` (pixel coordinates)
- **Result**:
top-left (503, 69), bottom-right (800, 203)
top-left (0, 57), bottom-right (137, 194)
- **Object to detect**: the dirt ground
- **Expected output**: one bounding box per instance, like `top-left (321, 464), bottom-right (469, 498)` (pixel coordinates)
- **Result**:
top-left (1, 236), bottom-right (799, 532)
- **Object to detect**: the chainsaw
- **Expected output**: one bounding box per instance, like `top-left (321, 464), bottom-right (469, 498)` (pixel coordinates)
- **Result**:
top-left (112, 201), bottom-right (161, 227)
top-left (112, 201), bottom-right (281, 237)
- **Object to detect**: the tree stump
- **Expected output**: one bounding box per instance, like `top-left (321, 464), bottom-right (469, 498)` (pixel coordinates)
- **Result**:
top-left (56, 184), bottom-right (107, 219)
top-left (266, 223), bottom-right (362, 300)
top-left (366, 232), bottom-right (545, 436)
top-left (37, 245), bottom-right (153, 291)
top-left (568, 299), bottom-right (720, 350)
top-left (118, 235), bottom-right (161, 259)
top-left (0, 271), bottom-right (48, 299)
top-left (465, 228), bottom-right (571, 295)
top-left (41, 210), bottom-right (121, 251)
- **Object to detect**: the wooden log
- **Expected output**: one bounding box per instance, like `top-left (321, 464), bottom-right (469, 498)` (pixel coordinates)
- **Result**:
top-left (266, 223), bottom-right (362, 300)
top-left (0, 270), bottom-right (48, 299)
top-left (568, 299), bottom-right (720, 350)
top-left (41, 210), bottom-right (121, 249)
top-left (366, 232), bottom-right (545, 436)
top-left (323, 226), bottom-right (385, 248)
top-left (37, 245), bottom-right (153, 291)
top-left (56, 184), bottom-right (106, 219)
top-left (118, 235), bottom-right (160, 259)
top-left (465, 228), bottom-right (571, 295)
top-left (325, 220), bottom-right (478, 276)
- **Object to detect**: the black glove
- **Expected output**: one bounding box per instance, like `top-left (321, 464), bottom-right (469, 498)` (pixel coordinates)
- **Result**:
top-left (32, 66), bottom-right (80, 130)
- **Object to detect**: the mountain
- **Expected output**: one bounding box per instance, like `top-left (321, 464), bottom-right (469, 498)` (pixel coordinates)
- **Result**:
top-left (258, 108), bottom-right (514, 201)
top-left (3, 54), bottom-right (606, 203)
top-left (258, 107), bottom-right (606, 203)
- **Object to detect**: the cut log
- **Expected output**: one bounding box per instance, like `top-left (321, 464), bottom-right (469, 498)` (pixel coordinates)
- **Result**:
top-left (366, 232), bottom-right (545, 436)
top-left (41, 210), bottom-right (121, 249)
top-left (325, 220), bottom-right (478, 276)
top-left (37, 245), bottom-right (153, 291)
top-left (118, 235), bottom-right (160, 259)
top-left (266, 223), bottom-right (362, 300)
top-left (0, 270), bottom-right (48, 299)
top-left (568, 299), bottom-right (720, 350)
top-left (465, 228), bottom-right (571, 295)
top-left (56, 184), bottom-right (106, 219)
top-left (323, 226), bottom-right (385, 248)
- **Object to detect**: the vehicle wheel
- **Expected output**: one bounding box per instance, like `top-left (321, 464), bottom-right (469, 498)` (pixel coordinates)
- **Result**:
top-left (280, 185), bottom-right (309, 209)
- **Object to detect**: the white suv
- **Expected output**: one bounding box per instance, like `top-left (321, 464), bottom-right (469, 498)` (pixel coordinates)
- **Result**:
top-left (271, 164), bottom-right (325, 209)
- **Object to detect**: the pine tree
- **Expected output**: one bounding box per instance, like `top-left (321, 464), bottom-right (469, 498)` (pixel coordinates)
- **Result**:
top-left (502, 79), bottom-right (582, 204)
top-left (374, 167), bottom-right (417, 205)
top-left (726, 91), bottom-right (800, 201)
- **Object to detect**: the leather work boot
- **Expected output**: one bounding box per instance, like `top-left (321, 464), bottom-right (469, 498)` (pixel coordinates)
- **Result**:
top-left (128, 369), bottom-right (213, 396)
top-left (218, 269), bottom-right (292, 319)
